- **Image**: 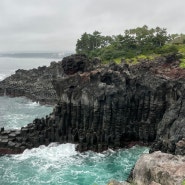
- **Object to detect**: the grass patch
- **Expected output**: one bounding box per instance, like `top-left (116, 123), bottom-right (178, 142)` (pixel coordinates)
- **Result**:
top-left (113, 57), bottom-right (122, 64)
top-left (102, 57), bottom-right (124, 64)
top-left (182, 179), bottom-right (185, 185)
top-left (126, 57), bottom-right (138, 65)
top-left (102, 54), bottom-right (159, 66)
top-left (176, 44), bottom-right (185, 54)
top-left (180, 58), bottom-right (185, 68)
top-left (125, 54), bottom-right (158, 65)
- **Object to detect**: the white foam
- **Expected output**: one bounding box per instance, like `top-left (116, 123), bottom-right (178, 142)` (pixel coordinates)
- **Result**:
top-left (14, 143), bottom-right (78, 161)
top-left (27, 101), bottom-right (40, 107)
top-left (1, 144), bottom-right (149, 185)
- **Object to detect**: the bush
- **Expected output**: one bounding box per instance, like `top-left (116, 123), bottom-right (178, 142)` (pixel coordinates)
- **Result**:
top-left (155, 45), bottom-right (178, 54)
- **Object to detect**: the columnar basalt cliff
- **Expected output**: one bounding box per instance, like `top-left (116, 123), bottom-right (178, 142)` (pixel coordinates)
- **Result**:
top-left (0, 54), bottom-right (185, 156)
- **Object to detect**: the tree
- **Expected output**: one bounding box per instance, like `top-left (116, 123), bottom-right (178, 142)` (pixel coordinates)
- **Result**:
top-left (76, 32), bottom-right (90, 54)
top-left (76, 31), bottom-right (113, 55)
top-left (153, 27), bottom-right (169, 47)
top-left (75, 26), bottom-right (171, 60)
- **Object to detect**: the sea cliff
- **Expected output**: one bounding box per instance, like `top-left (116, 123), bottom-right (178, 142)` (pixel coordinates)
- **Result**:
top-left (0, 54), bottom-right (185, 184)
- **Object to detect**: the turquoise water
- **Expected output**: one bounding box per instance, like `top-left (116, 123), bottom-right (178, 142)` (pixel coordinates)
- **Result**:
top-left (0, 57), bottom-right (148, 185)
top-left (0, 96), bottom-right (53, 129)
top-left (0, 96), bottom-right (148, 185)
top-left (0, 143), bottom-right (148, 185)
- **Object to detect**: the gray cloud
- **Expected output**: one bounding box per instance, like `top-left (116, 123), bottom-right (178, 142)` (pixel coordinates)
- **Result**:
top-left (0, 0), bottom-right (185, 52)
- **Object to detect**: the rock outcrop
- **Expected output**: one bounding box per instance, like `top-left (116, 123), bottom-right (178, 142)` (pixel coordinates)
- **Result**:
top-left (0, 54), bottom-right (185, 155)
top-left (0, 61), bottom-right (62, 104)
top-left (0, 54), bottom-right (94, 105)
top-left (132, 151), bottom-right (185, 185)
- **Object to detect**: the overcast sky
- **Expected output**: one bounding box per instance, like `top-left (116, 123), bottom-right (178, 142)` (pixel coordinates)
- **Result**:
top-left (0, 0), bottom-right (185, 53)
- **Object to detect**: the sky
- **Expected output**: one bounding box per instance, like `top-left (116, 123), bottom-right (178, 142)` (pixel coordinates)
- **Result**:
top-left (0, 0), bottom-right (185, 53)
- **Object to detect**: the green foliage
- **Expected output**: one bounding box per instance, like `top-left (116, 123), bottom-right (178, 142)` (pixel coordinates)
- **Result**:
top-left (182, 179), bottom-right (185, 185)
top-left (174, 44), bottom-right (185, 68)
top-left (155, 44), bottom-right (178, 54)
top-left (125, 54), bottom-right (158, 65)
top-left (76, 31), bottom-right (113, 55)
top-left (113, 57), bottom-right (123, 64)
top-left (180, 58), bottom-right (185, 68)
top-left (75, 25), bottom-right (181, 63)
top-left (126, 58), bottom-right (138, 65)
top-left (176, 44), bottom-right (185, 54)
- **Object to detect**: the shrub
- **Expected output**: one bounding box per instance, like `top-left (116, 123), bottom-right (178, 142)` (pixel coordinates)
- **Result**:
top-left (155, 45), bottom-right (178, 54)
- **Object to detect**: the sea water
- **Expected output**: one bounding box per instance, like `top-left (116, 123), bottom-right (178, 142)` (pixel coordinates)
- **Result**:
top-left (0, 96), bottom-right (53, 130)
top-left (0, 57), bottom-right (148, 185)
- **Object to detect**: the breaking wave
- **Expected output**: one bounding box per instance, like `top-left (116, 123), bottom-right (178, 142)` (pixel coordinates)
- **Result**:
top-left (0, 143), bottom-right (148, 185)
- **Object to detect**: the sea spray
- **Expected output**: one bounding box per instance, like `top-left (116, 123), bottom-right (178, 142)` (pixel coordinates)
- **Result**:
top-left (0, 143), bottom-right (148, 185)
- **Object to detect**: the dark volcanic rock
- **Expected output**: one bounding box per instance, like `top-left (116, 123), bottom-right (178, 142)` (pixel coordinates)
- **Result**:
top-left (0, 54), bottom-right (93, 105)
top-left (62, 54), bottom-right (90, 75)
top-left (0, 61), bottom-right (63, 104)
top-left (0, 54), bottom-right (185, 155)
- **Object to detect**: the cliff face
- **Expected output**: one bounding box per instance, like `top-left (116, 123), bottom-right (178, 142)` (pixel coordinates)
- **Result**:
top-left (52, 54), bottom-right (185, 154)
top-left (0, 61), bottom-right (64, 105)
top-left (0, 54), bottom-right (185, 155)
top-left (52, 64), bottom-right (163, 151)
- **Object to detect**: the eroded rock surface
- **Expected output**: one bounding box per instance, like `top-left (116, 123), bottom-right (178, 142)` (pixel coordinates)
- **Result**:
top-left (0, 54), bottom-right (185, 155)
top-left (132, 151), bottom-right (185, 185)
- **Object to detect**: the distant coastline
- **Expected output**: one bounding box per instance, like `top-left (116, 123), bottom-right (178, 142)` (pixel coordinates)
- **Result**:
top-left (0, 51), bottom-right (73, 59)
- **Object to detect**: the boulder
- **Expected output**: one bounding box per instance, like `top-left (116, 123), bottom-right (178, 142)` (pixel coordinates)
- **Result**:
top-left (132, 151), bottom-right (185, 185)
top-left (62, 54), bottom-right (90, 75)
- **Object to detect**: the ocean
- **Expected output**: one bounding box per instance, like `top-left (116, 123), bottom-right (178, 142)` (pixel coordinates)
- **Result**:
top-left (0, 56), bottom-right (148, 185)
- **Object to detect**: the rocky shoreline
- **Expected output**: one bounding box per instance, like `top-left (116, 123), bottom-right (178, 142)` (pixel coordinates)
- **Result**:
top-left (0, 54), bottom-right (185, 184)
top-left (0, 60), bottom-right (62, 105)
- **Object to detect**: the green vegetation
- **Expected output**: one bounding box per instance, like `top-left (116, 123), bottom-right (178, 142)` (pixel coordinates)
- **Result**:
top-left (75, 25), bottom-right (185, 68)
top-left (180, 58), bottom-right (185, 68)
top-left (182, 179), bottom-right (185, 185)
top-left (76, 25), bottom-right (170, 60)
top-left (175, 44), bottom-right (185, 68)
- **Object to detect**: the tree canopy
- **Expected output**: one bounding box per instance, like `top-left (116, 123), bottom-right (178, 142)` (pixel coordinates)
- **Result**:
top-left (75, 25), bottom-right (177, 60)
